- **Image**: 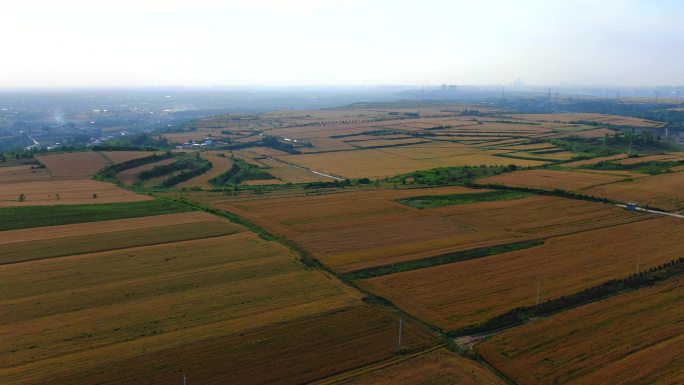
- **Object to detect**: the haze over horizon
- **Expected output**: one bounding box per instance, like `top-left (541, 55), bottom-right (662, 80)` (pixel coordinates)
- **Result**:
top-left (2, 0), bottom-right (683, 89)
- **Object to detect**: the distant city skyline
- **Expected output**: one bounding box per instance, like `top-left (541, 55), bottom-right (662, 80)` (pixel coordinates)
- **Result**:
top-left (1, 0), bottom-right (683, 88)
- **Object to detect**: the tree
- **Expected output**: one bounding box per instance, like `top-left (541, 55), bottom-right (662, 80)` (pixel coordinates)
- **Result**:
top-left (92, 193), bottom-right (98, 199)
top-left (18, 193), bottom-right (25, 202)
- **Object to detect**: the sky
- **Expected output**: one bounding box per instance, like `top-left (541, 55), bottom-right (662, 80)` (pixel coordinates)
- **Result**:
top-left (1, 0), bottom-right (683, 88)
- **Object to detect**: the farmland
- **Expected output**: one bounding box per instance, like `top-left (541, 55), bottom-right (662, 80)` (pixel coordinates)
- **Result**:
top-left (0, 230), bottom-right (437, 385)
top-left (359, 216), bottom-right (684, 331)
top-left (478, 168), bottom-right (634, 191)
top-left (585, 170), bottom-right (684, 211)
top-left (0, 199), bottom-right (189, 230)
top-left (37, 152), bottom-right (109, 177)
top-left (3, 100), bottom-right (684, 384)
top-left (99, 150), bottom-right (157, 164)
top-left (212, 187), bottom-right (644, 273)
top-left (477, 277), bottom-right (684, 385)
top-left (0, 212), bottom-right (241, 264)
top-left (326, 347), bottom-right (507, 385)
top-left (0, 179), bottom-right (152, 207)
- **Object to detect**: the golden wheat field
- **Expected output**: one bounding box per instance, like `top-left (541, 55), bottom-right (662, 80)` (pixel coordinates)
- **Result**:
top-left (478, 168), bottom-right (629, 191)
top-left (477, 277), bottom-right (684, 385)
top-left (215, 187), bottom-right (643, 273)
top-left (325, 347), bottom-right (507, 385)
top-left (0, 229), bottom-right (441, 385)
top-left (585, 170), bottom-right (684, 211)
top-left (0, 212), bottom-right (242, 264)
top-left (360, 216), bottom-right (684, 331)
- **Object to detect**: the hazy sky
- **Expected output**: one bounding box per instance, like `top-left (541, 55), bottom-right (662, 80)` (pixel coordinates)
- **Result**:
top-left (1, 0), bottom-right (683, 88)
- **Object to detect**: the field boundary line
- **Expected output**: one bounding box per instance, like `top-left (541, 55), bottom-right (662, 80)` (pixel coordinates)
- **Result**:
top-left (311, 344), bottom-right (446, 385)
top-left (0, 231), bottom-right (245, 266)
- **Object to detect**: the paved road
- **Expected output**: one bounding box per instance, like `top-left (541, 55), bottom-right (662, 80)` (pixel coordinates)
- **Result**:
top-left (615, 204), bottom-right (684, 219)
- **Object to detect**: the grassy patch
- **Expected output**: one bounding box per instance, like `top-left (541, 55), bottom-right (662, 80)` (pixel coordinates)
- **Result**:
top-left (398, 190), bottom-right (529, 209)
top-left (584, 159), bottom-right (684, 175)
top-left (345, 239), bottom-right (545, 280)
top-left (387, 165), bottom-right (519, 186)
top-left (0, 199), bottom-right (191, 231)
top-left (209, 158), bottom-right (275, 186)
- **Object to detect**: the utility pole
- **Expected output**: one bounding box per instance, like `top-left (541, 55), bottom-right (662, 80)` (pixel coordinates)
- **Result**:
top-left (183, 374), bottom-right (187, 385)
top-left (397, 318), bottom-right (403, 352)
top-left (535, 281), bottom-right (541, 305)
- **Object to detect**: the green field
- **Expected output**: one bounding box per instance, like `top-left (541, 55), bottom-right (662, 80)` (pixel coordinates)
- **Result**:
top-left (398, 190), bottom-right (529, 209)
top-left (0, 199), bottom-right (191, 231)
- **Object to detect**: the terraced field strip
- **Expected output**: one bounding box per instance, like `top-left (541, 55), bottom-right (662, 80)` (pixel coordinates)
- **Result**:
top-left (477, 277), bottom-right (684, 385)
top-left (98, 151), bottom-right (156, 165)
top-left (176, 152), bottom-right (233, 188)
top-left (359, 216), bottom-right (684, 331)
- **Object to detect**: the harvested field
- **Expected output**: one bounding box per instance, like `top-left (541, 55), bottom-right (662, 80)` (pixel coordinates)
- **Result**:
top-left (510, 113), bottom-right (662, 127)
top-left (332, 347), bottom-right (506, 385)
top-left (360, 216), bottom-right (684, 331)
top-left (216, 188), bottom-right (643, 273)
top-left (14, 305), bottom-right (437, 385)
top-left (0, 164), bottom-right (52, 183)
top-left (585, 170), bottom-right (684, 211)
top-left (562, 154), bottom-right (629, 167)
top-left (0, 212), bottom-right (242, 264)
top-left (351, 137), bottom-right (427, 148)
top-left (0, 232), bottom-right (436, 385)
top-left (176, 152), bottom-right (233, 188)
top-left (478, 169), bottom-right (628, 191)
top-left (99, 151), bottom-right (156, 164)
top-left (118, 158), bottom-right (176, 184)
top-left (0, 179), bottom-right (151, 207)
top-left (614, 153), bottom-right (684, 165)
top-left (37, 152), bottom-right (109, 177)
top-left (477, 277), bottom-right (684, 385)
top-left (258, 158), bottom-right (331, 183)
top-left (279, 148), bottom-right (544, 179)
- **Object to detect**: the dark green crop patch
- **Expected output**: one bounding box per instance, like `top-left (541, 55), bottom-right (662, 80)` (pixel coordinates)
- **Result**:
top-left (398, 190), bottom-right (530, 209)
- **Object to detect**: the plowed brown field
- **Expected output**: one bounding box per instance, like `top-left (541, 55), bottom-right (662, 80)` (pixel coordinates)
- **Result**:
top-left (37, 152), bottom-right (109, 177)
